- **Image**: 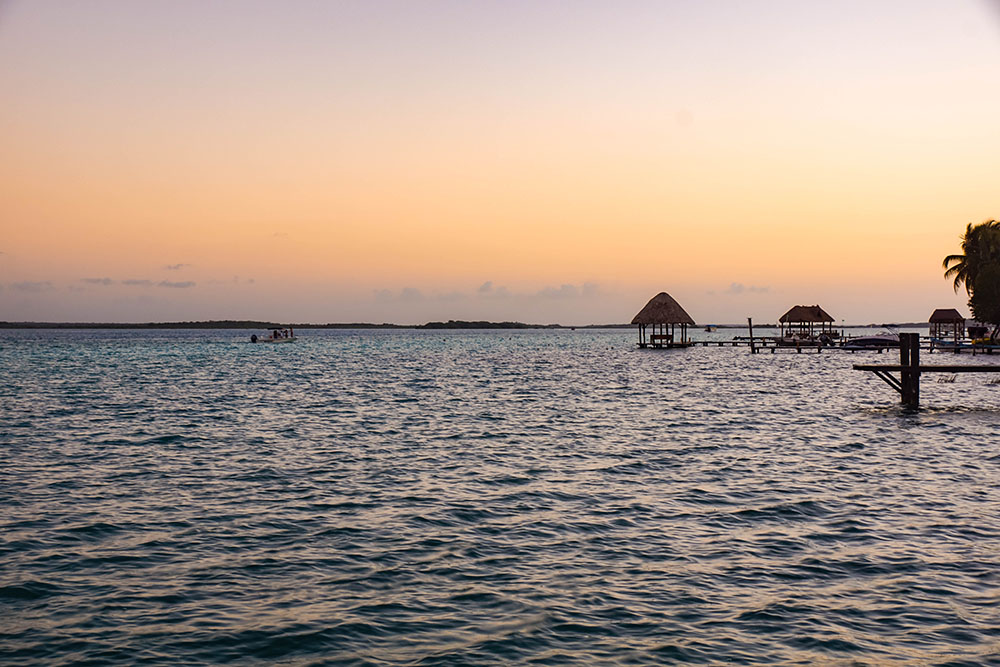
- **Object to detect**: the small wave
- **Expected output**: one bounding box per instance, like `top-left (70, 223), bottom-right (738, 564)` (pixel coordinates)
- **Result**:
top-left (0, 580), bottom-right (63, 601)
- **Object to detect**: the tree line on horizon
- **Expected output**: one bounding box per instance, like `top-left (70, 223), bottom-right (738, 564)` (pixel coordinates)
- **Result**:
top-left (943, 219), bottom-right (1000, 342)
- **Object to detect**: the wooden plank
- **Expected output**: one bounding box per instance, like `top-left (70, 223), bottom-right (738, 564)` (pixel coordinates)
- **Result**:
top-left (853, 364), bottom-right (1000, 372)
top-left (873, 370), bottom-right (903, 394)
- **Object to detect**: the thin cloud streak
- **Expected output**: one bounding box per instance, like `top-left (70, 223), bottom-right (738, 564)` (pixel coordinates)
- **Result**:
top-left (12, 281), bottom-right (54, 292)
top-left (375, 282), bottom-right (602, 304)
top-left (724, 282), bottom-right (770, 295)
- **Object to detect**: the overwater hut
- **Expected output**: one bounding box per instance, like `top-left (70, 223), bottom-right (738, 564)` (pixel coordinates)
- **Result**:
top-left (968, 320), bottom-right (990, 340)
top-left (632, 292), bottom-right (695, 348)
top-left (779, 305), bottom-right (835, 339)
top-left (929, 308), bottom-right (965, 343)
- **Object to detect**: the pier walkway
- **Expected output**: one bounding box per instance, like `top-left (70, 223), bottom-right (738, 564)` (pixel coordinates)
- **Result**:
top-left (853, 333), bottom-right (1000, 408)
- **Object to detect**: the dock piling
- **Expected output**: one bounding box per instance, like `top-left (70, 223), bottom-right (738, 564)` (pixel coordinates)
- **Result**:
top-left (900, 333), bottom-right (920, 408)
top-left (854, 332), bottom-right (1000, 408)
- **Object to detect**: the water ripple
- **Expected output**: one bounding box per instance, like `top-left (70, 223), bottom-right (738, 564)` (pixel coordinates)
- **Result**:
top-left (2, 328), bottom-right (1000, 664)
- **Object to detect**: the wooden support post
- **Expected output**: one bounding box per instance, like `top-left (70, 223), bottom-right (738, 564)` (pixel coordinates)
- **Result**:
top-left (900, 333), bottom-right (920, 408)
top-left (747, 317), bottom-right (757, 354)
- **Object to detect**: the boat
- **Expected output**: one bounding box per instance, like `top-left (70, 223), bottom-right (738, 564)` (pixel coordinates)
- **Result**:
top-left (841, 331), bottom-right (899, 350)
top-left (704, 325), bottom-right (717, 332)
top-left (774, 335), bottom-right (822, 348)
top-left (251, 327), bottom-right (297, 343)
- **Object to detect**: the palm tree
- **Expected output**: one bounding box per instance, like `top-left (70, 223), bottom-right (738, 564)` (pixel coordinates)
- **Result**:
top-left (942, 220), bottom-right (1000, 294)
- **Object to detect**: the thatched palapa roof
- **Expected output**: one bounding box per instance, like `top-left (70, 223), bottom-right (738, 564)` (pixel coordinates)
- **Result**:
top-left (779, 305), bottom-right (834, 323)
top-left (929, 308), bottom-right (964, 323)
top-left (631, 292), bottom-right (695, 325)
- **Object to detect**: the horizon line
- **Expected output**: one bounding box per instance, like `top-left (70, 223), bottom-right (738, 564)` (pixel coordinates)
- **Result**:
top-left (0, 319), bottom-right (936, 330)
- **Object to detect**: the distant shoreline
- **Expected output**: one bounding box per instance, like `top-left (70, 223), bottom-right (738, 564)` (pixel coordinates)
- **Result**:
top-left (0, 320), bottom-right (932, 330)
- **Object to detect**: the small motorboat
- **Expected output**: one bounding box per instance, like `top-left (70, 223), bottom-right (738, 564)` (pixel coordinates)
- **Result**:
top-left (252, 327), bottom-right (297, 343)
top-left (704, 325), bottom-right (717, 332)
top-left (842, 331), bottom-right (899, 349)
top-left (774, 335), bottom-right (822, 347)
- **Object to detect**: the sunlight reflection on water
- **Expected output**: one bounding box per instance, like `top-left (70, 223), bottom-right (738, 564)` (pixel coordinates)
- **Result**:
top-left (2, 328), bottom-right (1000, 664)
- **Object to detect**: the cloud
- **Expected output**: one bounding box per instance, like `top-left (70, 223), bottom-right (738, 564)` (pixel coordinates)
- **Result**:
top-left (376, 282), bottom-right (596, 306)
top-left (538, 284), bottom-right (580, 299)
top-left (12, 281), bottom-right (54, 292)
top-left (375, 287), bottom-right (424, 302)
top-left (375, 287), bottom-right (471, 303)
top-left (537, 282), bottom-right (602, 299)
top-left (81, 277), bottom-right (115, 286)
top-left (158, 280), bottom-right (195, 288)
top-left (123, 279), bottom-right (153, 287)
top-left (724, 282), bottom-right (769, 295)
top-left (374, 288), bottom-right (424, 302)
top-left (477, 281), bottom-right (512, 299)
top-left (164, 263), bottom-right (191, 270)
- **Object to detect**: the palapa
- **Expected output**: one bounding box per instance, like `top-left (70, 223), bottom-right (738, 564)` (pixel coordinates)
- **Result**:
top-left (928, 308), bottom-right (965, 344)
top-left (632, 292), bottom-right (695, 348)
top-left (928, 308), bottom-right (964, 324)
top-left (779, 305), bottom-right (834, 324)
top-left (631, 292), bottom-right (695, 325)
top-left (778, 304), bottom-right (835, 340)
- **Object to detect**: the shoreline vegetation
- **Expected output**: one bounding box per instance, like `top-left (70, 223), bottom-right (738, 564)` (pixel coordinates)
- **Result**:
top-left (0, 320), bottom-right (932, 330)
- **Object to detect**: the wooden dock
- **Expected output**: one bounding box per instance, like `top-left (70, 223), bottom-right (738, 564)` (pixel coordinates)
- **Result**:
top-left (643, 326), bottom-right (997, 355)
top-left (853, 333), bottom-right (1000, 408)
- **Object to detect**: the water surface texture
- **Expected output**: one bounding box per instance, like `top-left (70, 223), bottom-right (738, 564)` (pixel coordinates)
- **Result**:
top-left (3, 329), bottom-right (1000, 664)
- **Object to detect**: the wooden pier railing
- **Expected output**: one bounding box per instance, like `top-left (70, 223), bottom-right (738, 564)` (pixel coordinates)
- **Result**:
top-left (853, 333), bottom-right (1000, 408)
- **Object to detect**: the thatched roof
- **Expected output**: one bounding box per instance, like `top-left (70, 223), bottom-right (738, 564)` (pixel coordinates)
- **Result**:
top-left (779, 305), bottom-right (834, 323)
top-left (929, 308), bottom-right (964, 323)
top-left (631, 292), bottom-right (695, 325)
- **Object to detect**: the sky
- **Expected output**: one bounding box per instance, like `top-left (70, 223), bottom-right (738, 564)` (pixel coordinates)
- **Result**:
top-left (1, 0), bottom-right (999, 325)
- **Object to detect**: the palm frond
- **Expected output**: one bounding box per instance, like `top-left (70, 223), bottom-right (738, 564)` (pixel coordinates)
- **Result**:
top-left (942, 254), bottom-right (964, 270)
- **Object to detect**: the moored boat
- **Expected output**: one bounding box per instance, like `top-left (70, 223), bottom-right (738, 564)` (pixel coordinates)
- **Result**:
top-left (251, 327), bottom-right (296, 343)
top-left (842, 331), bottom-right (899, 350)
top-left (774, 335), bottom-right (823, 347)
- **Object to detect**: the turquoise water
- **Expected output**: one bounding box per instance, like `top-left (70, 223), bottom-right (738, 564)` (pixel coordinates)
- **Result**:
top-left (3, 328), bottom-right (1000, 664)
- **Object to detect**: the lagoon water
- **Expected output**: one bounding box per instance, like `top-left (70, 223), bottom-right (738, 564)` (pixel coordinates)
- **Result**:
top-left (3, 328), bottom-right (1000, 665)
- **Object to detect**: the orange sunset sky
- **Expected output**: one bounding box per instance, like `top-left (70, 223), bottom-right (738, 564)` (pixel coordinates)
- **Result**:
top-left (1, 1), bottom-right (998, 325)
